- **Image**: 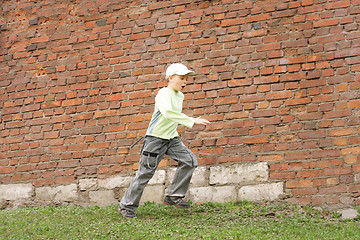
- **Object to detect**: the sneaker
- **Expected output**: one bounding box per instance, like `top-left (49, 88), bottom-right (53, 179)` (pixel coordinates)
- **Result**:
top-left (163, 196), bottom-right (190, 209)
top-left (118, 207), bottom-right (137, 218)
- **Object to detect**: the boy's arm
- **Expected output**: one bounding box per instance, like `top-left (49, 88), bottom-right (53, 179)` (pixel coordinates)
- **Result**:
top-left (194, 117), bottom-right (210, 126)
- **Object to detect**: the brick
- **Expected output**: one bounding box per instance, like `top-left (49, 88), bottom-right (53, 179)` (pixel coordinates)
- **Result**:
top-left (298, 130), bottom-right (325, 139)
top-left (297, 170), bottom-right (323, 178)
top-left (240, 94), bottom-right (265, 103)
top-left (297, 112), bottom-right (323, 121)
top-left (80, 127), bottom-right (103, 135)
top-left (252, 109), bottom-right (276, 118)
top-left (254, 75), bottom-right (279, 85)
top-left (13, 52), bottom-right (30, 59)
top-left (313, 149), bottom-right (340, 159)
top-left (181, 10), bottom-right (203, 19)
top-left (129, 32), bottom-right (150, 41)
top-left (280, 56), bottom-right (306, 65)
top-left (0, 167), bottom-right (16, 174)
top-left (246, 14), bottom-right (270, 23)
top-left (319, 186), bottom-right (347, 195)
top-left (149, 1), bottom-right (169, 10)
top-left (54, 177), bottom-right (76, 185)
top-left (325, 0), bottom-right (350, 9)
top-left (221, 18), bottom-right (245, 27)
top-left (214, 96), bottom-right (238, 106)
top-left (94, 110), bottom-right (117, 118)
top-left (106, 93), bottom-right (127, 101)
top-left (324, 109), bottom-right (351, 119)
top-left (31, 36), bottom-right (49, 43)
top-left (328, 128), bottom-right (356, 137)
top-left (58, 160), bottom-right (79, 168)
top-left (259, 154), bottom-right (283, 162)
top-left (195, 37), bottom-right (217, 46)
top-left (266, 91), bottom-right (292, 100)
top-left (270, 172), bottom-right (296, 179)
top-left (292, 188), bottom-right (318, 196)
top-left (257, 43), bottom-right (281, 52)
top-left (174, 25), bottom-right (196, 34)
top-left (285, 151), bottom-right (311, 160)
top-left (300, 79), bottom-right (326, 88)
top-left (349, 99), bottom-right (360, 108)
top-left (280, 72), bottom-right (306, 82)
top-left (335, 48), bottom-right (360, 58)
top-left (62, 99), bottom-right (82, 107)
top-left (341, 146), bottom-right (360, 156)
top-left (313, 18), bottom-right (339, 28)
top-left (285, 98), bottom-right (311, 106)
top-left (53, 45), bottom-right (72, 52)
top-left (244, 136), bottom-right (269, 144)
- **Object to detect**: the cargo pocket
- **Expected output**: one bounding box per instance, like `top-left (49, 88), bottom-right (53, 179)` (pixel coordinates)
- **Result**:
top-left (141, 151), bottom-right (159, 169)
top-left (139, 137), bottom-right (162, 169)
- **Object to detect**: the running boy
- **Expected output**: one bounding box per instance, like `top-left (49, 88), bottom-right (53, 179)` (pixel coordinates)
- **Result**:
top-left (119, 63), bottom-right (210, 218)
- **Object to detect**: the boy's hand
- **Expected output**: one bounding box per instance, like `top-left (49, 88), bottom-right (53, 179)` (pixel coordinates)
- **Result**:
top-left (194, 117), bottom-right (210, 126)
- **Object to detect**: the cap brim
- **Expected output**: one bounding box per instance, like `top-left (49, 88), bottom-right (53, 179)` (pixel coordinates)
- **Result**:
top-left (180, 70), bottom-right (195, 76)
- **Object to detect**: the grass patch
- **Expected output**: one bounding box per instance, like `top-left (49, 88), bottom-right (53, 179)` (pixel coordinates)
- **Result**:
top-left (1, 201), bottom-right (359, 239)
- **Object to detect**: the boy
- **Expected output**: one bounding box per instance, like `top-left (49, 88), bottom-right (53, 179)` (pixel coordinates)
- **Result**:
top-left (119, 63), bottom-right (210, 218)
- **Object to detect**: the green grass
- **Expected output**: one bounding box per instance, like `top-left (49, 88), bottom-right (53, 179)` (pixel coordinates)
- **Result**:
top-left (1, 201), bottom-right (359, 239)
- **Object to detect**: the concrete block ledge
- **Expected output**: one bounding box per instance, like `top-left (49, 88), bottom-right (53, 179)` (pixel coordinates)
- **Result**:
top-left (0, 162), bottom-right (286, 208)
top-left (0, 184), bottom-right (33, 201)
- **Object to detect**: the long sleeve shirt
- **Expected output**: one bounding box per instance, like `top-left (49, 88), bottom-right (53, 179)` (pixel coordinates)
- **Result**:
top-left (146, 87), bottom-right (195, 140)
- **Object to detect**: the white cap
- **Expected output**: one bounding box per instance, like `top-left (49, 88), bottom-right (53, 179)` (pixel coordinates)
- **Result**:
top-left (166, 63), bottom-right (195, 79)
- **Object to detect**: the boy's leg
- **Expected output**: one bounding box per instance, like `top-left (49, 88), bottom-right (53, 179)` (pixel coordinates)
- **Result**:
top-left (165, 161), bottom-right (195, 197)
top-left (165, 138), bottom-right (197, 197)
top-left (120, 163), bottom-right (157, 212)
top-left (120, 136), bottom-right (168, 212)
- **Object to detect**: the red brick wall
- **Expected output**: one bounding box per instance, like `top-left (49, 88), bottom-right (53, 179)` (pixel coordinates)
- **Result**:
top-left (0, 0), bottom-right (359, 207)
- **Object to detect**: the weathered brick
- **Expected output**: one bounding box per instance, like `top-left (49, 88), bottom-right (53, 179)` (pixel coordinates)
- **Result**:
top-left (252, 109), bottom-right (276, 118)
top-left (297, 170), bottom-right (323, 178)
top-left (259, 154), bottom-right (283, 162)
top-left (244, 136), bottom-right (269, 144)
top-left (149, 2), bottom-right (169, 10)
top-left (254, 75), bottom-right (279, 85)
top-left (62, 99), bottom-right (82, 107)
top-left (54, 177), bottom-right (76, 185)
top-left (313, 18), bottom-right (339, 28)
top-left (285, 151), bottom-right (311, 161)
top-left (246, 13), bottom-right (270, 23)
top-left (214, 96), bottom-right (238, 106)
top-left (292, 188), bottom-right (318, 196)
top-left (325, 0), bottom-right (350, 9)
top-left (297, 112), bottom-right (323, 121)
top-left (221, 18), bottom-right (245, 27)
top-left (328, 128), bottom-right (356, 137)
top-left (240, 94), bottom-right (265, 103)
top-left (324, 109), bottom-right (351, 119)
top-left (270, 172), bottom-right (296, 180)
top-left (31, 36), bottom-right (49, 43)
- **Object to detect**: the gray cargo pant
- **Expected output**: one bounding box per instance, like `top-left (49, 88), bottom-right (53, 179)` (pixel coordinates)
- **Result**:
top-left (120, 136), bottom-right (197, 211)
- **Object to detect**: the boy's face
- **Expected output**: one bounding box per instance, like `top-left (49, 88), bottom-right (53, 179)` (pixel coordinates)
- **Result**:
top-left (168, 74), bottom-right (188, 92)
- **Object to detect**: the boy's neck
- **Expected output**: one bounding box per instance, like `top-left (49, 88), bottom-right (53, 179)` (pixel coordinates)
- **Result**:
top-left (167, 86), bottom-right (179, 92)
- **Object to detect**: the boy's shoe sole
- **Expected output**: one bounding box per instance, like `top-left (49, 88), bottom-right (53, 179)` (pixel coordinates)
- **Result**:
top-left (163, 196), bottom-right (190, 209)
top-left (118, 207), bottom-right (137, 218)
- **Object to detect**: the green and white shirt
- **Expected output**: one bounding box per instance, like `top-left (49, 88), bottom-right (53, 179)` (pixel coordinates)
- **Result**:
top-left (146, 87), bottom-right (195, 140)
